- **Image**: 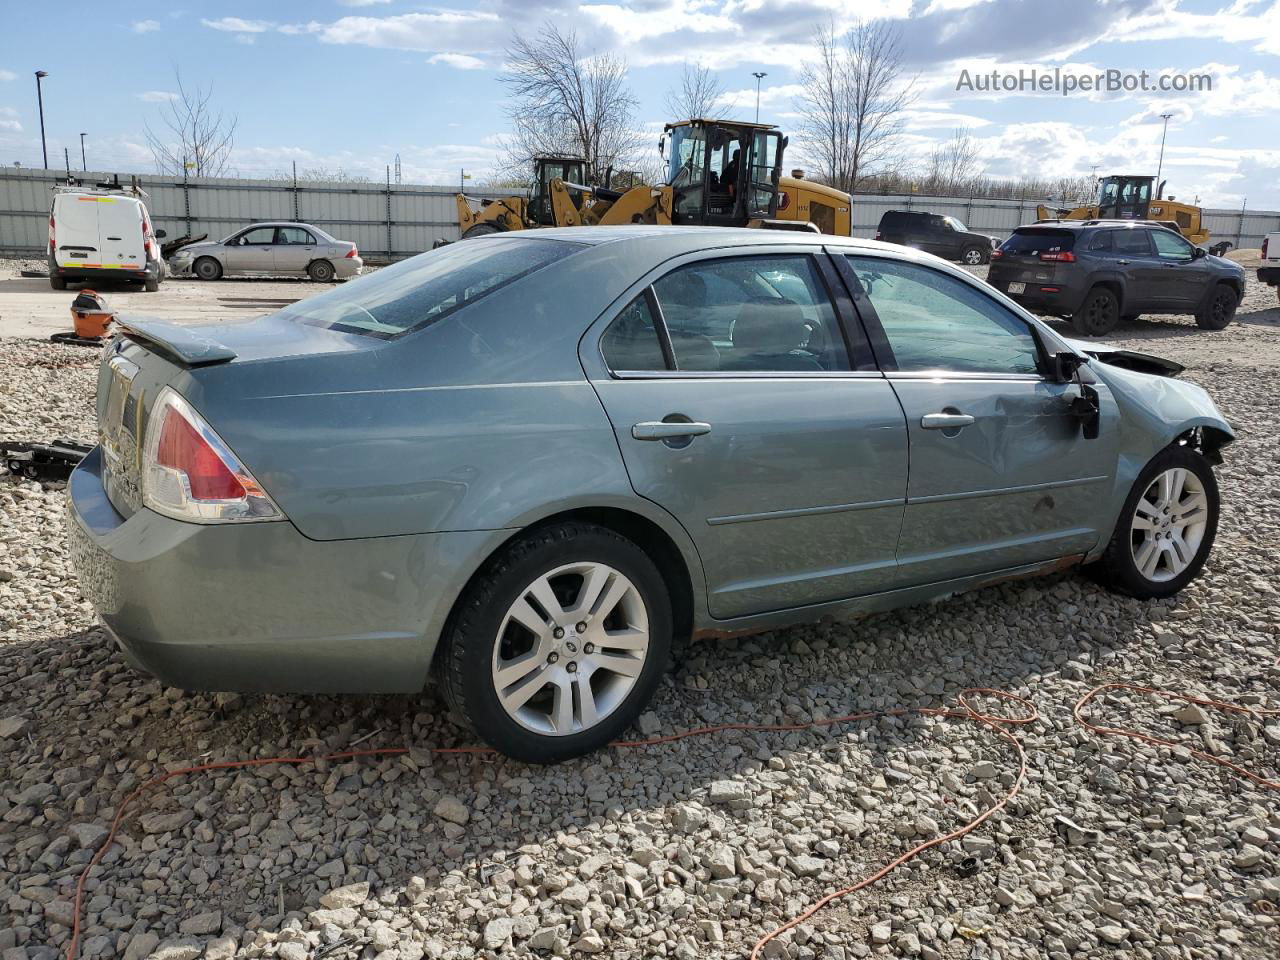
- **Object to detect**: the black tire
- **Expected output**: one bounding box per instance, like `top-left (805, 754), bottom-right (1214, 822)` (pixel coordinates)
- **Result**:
top-left (1195, 283), bottom-right (1237, 330)
top-left (193, 257), bottom-right (222, 281)
top-left (1089, 445), bottom-right (1219, 600)
top-left (462, 223), bottom-right (504, 240)
top-left (144, 274), bottom-right (160, 292)
top-left (437, 522), bottom-right (672, 763)
top-left (960, 245), bottom-right (988, 266)
top-left (307, 260), bottom-right (336, 283)
top-left (49, 275), bottom-right (67, 291)
top-left (1072, 287), bottom-right (1120, 337)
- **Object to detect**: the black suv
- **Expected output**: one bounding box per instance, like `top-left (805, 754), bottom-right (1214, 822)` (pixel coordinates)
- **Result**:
top-left (876, 210), bottom-right (998, 265)
top-left (988, 221), bottom-right (1246, 336)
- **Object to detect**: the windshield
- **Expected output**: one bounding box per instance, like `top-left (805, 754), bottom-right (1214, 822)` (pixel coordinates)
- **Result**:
top-left (279, 237), bottom-right (586, 338)
top-left (945, 216), bottom-right (967, 232)
top-left (1002, 229), bottom-right (1076, 254)
top-left (667, 125), bottom-right (705, 187)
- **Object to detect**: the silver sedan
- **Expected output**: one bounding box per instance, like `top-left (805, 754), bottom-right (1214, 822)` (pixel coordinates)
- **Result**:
top-left (167, 222), bottom-right (362, 282)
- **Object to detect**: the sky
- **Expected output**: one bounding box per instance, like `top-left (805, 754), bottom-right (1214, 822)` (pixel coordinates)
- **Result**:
top-left (1, 0), bottom-right (1278, 208)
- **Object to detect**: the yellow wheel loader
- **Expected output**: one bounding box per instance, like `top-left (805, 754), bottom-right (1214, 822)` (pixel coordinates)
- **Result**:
top-left (452, 119), bottom-right (854, 240)
top-left (1035, 174), bottom-right (1229, 254)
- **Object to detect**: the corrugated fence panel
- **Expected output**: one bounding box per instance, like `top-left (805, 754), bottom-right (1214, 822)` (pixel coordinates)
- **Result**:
top-left (4, 167), bottom-right (1278, 258)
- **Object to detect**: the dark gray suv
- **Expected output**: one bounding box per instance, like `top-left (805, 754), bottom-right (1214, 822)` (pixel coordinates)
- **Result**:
top-left (988, 221), bottom-right (1245, 336)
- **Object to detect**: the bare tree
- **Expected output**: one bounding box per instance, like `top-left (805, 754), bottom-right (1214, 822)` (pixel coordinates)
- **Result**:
top-left (665, 62), bottom-right (726, 120)
top-left (796, 20), bottom-right (914, 194)
top-left (923, 128), bottom-right (982, 194)
top-left (500, 22), bottom-right (640, 178)
top-left (145, 71), bottom-right (237, 178)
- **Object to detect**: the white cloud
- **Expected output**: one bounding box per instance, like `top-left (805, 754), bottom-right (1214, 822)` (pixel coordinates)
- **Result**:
top-left (132, 19), bottom-right (160, 34)
top-left (278, 22), bottom-right (324, 36)
top-left (428, 53), bottom-right (485, 70)
top-left (0, 108), bottom-right (20, 134)
top-left (338, 0), bottom-right (393, 6)
top-left (137, 91), bottom-right (179, 102)
top-left (202, 17), bottom-right (274, 33)
top-left (0, 69), bottom-right (16, 82)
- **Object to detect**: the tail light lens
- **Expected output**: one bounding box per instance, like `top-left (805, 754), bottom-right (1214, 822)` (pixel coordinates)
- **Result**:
top-left (49, 215), bottom-right (55, 255)
top-left (874, 231), bottom-right (881, 241)
top-left (1263, 238), bottom-right (1269, 260)
top-left (1040, 251), bottom-right (1076, 262)
top-left (143, 388), bottom-right (281, 523)
top-left (991, 248), bottom-right (1003, 258)
top-left (345, 246), bottom-right (358, 259)
top-left (142, 218), bottom-right (154, 259)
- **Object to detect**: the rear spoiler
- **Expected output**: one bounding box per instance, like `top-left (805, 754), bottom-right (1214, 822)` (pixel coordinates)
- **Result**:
top-left (116, 317), bottom-right (237, 366)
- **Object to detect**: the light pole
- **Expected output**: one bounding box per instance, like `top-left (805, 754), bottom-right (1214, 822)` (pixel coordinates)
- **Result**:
top-left (1155, 112), bottom-right (1173, 185)
top-left (752, 71), bottom-right (767, 123)
top-left (80, 133), bottom-right (87, 171)
top-left (34, 70), bottom-right (49, 170)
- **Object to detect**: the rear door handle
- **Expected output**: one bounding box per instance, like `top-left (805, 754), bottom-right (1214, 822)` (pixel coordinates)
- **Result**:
top-left (1115, 259), bottom-right (1130, 265)
top-left (921, 412), bottom-right (975, 430)
top-left (632, 421), bottom-right (712, 441)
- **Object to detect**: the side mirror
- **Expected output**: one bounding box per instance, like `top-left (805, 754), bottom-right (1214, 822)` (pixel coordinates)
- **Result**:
top-left (154, 228), bottom-right (167, 239)
top-left (1051, 351), bottom-right (1086, 383)
top-left (1192, 246), bottom-right (1206, 259)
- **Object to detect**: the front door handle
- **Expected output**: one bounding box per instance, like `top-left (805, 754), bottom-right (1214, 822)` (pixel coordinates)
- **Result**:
top-left (632, 421), bottom-right (712, 441)
top-left (921, 412), bottom-right (975, 430)
top-left (1115, 259), bottom-right (1130, 265)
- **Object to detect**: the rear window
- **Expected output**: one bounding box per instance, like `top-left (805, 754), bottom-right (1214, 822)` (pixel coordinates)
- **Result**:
top-left (1000, 229), bottom-right (1076, 255)
top-left (279, 237), bottom-right (586, 338)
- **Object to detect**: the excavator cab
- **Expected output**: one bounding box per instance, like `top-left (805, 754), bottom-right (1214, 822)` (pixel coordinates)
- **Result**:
top-left (663, 120), bottom-right (786, 226)
top-left (1096, 175), bottom-right (1156, 220)
top-left (528, 156), bottom-right (589, 226)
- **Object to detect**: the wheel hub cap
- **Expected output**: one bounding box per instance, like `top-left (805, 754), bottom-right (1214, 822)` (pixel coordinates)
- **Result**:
top-left (491, 561), bottom-right (650, 737)
top-left (1129, 466), bottom-right (1208, 582)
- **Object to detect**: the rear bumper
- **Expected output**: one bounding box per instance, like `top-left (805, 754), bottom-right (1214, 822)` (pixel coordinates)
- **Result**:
top-left (65, 446), bottom-right (507, 693)
top-left (52, 259), bottom-right (160, 284)
top-left (1259, 266), bottom-right (1280, 285)
top-left (334, 257), bottom-right (363, 279)
top-left (988, 273), bottom-right (1083, 315)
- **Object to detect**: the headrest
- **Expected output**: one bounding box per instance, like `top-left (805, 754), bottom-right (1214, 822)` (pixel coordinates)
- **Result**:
top-left (732, 299), bottom-right (806, 353)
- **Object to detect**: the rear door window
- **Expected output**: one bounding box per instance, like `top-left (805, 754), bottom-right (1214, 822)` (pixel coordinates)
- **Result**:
top-left (652, 255), bottom-right (850, 373)
top-left (600, 295), bottom-right (668, 372)
top-left (276, 226), bottom-right (316, 245)
top-left (1112, 229), bottom-right (1153, 256)
top-left (281, 237), bottom-right (586, 338)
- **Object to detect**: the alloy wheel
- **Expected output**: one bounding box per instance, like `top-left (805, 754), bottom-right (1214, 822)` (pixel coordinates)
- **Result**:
top-left (1130, 467), bottom-right (1208, 582)
top-left (1212, 290), bottom-right (1232, 325)
top-left (491, 562), bottom-right (650, 737)
top-left (963, 248), bottom-right (983, 265)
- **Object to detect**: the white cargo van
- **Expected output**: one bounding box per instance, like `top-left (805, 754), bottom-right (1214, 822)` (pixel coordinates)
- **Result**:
top-left (48, 182), bottom-right (166, 291)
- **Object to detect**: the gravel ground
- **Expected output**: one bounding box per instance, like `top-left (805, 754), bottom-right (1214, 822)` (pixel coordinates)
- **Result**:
top-left (1, 268), bottom-right (1278, 960)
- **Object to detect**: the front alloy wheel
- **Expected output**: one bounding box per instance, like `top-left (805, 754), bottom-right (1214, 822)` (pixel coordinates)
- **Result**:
top-left (438, 522), bottom-right (671, 762)
top-left (1091, 446), bottom-right (1219, 599)
top-left (1129, 467), bottom-right (1209, 582)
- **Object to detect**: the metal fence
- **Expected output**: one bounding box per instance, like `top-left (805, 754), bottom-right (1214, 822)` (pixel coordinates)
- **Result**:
top-left (3, 167), bottom-right (1278, 259)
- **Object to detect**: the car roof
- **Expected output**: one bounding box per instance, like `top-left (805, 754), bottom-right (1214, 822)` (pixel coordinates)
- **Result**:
top-left (1021, 219), bottom-right (1154, 231)
top-left (518, 224), bottom-right (890, 251)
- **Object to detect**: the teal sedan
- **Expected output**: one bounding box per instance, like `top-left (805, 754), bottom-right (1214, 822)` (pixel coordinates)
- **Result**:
top-left (66, 227), bottom-right (1232, 762)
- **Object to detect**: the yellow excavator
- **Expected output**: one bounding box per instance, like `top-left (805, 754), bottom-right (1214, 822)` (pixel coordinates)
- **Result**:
top-left (1036, 174), bottom-right (1230, 254)
top-left (453, 119), bottom-right (852, 239)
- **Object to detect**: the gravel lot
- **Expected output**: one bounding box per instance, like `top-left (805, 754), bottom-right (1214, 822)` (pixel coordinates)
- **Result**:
top-left (1, 261), bottom-right (1278, 960)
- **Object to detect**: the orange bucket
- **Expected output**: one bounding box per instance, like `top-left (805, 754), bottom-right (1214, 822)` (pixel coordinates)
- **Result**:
top-left (71, 289), bottom-right (116, 339)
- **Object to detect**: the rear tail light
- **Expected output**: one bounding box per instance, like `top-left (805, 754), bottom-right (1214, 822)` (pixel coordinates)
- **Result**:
top-left (1040, 251), bottom-right (1076, 262)
top-left (991, 248), bottom-right (1003, 258)
top-left (142, 219), bottom-right (154, 259)
top-left (49, 215), bottom-right (55, 255)
top-left (1263, 238), bottom-right (1269, 260)
top-left (874, 231), bottom-right (881, 241)
top-left (142, 388), bottom-right (281, 523)
top-left (345, 246), bottom-right (358, 259)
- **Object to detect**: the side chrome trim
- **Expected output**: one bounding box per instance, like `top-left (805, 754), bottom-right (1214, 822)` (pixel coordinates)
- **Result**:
top-left (908, 474), bottom-right (1109, 505)
top-left (707, 496), bottom-right (904, 526)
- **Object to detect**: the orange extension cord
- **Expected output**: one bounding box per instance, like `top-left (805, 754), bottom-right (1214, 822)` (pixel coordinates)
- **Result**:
top-left (63, 684), bottom-right (1276, 960)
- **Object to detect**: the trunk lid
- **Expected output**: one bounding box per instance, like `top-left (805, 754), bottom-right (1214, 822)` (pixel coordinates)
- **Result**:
top-left (97, 314), bottom-right (384, 518)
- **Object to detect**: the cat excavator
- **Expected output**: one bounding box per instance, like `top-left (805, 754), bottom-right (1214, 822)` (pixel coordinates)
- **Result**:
top-left (1036, 174), bottom-right (1230, 254)
top-left (452, 119), bottom-right (852, 239)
